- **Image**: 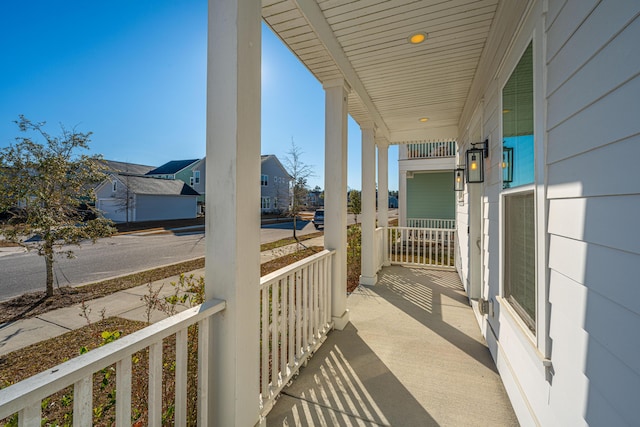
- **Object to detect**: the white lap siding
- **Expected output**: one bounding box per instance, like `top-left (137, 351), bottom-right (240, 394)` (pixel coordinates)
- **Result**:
top-left (456, 0), bottom-right (640, 425)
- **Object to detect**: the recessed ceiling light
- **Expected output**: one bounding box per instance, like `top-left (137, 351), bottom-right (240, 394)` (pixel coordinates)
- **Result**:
top-left (409, 32), bottom-right (427, 44)
top-left (419, 117), bottom-right (429, 122)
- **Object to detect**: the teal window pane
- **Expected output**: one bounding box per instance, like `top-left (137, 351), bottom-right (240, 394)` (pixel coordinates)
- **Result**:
top-left (502, 42), bottom-right (533, 189)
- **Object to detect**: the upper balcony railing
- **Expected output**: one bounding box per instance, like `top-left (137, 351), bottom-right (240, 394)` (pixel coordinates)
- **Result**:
top-left (407, 218), bottom-right (456, 229)
top-left (401, 141), bottom-right (457, 160)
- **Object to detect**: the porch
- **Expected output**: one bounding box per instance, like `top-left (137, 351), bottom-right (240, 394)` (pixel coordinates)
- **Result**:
top-left (267, 265), bottom-right (517, 426)
top-left (0, 228), bottom-right (517, 426)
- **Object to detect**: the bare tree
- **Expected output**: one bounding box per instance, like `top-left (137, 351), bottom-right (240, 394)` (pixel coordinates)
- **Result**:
top-left (0, 116), bottom-right (115, 296)
top-left (112, 172), bottom-right (136, 224)
top-left (283, 139), bottom-right (313, 245)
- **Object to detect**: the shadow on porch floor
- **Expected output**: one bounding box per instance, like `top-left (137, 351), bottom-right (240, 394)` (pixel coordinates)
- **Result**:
top-left (266, 265), bottom-right (519, 426)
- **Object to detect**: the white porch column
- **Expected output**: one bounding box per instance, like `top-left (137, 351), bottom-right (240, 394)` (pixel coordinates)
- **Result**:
top-left (377, 140), bottom-right (390, 266)
top-left (360, 123), bottom-right (377, 286)
top-left (205, 0), bottom-right (261, 425)
top-left (377, 139), bottom-right (389, 228)
top-left (324, 78), bottom-right (350, 330)
top-left (399, 170), bottom-right (407, 227)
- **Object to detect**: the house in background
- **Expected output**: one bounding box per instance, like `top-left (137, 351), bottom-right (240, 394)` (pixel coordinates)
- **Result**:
top-left (95, 173), bottom-right (199, 223)
top-left (145, 159), bottom-right (200, 182)
top-left (144, 155), bottom-right (289, 215)
top-left (398, 141), bottom-right (456, 228)
top-left (306, 188), bottom-right (324, 208)
top-left (260, 154), bottom-right (291, 214)
top-left (387, 195), bottom-right (398, 209)
top-left (101, 159), bottom-right (155, 176)
top-left (146, 158), bottom-right (204, 213)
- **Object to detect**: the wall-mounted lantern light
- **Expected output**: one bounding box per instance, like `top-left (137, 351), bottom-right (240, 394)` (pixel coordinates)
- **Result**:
top-left (502, 146), bottom-right (513, 184)
top-left (454, 168), bottom-right (465, 191)
top-left (466, 139), bottom-right (489, 183)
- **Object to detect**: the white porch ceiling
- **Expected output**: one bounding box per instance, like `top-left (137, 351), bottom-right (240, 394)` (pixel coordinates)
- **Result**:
top-left (262, 0), bottom-right (499, 144)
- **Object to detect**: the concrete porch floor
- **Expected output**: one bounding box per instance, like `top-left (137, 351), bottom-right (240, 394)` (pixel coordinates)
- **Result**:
top-left (266, 265), bottom-right (519, 426)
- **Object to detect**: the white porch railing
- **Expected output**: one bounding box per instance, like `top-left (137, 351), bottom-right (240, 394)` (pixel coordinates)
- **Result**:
top-left (406, 141), bottom-right (456, 159)
top-left (407, 218), bottom-right (456, 229)
top-left (374, 226), bottom-right (386, 272)
top-left (0, 298), bottom-right (226, 426)
top-left (259, 249), bottom-right (334, 416)
top-left (387, 226), bottom-right (455, 267)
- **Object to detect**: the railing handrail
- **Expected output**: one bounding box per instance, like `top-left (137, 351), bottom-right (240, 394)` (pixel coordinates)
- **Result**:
top-left (260, 249), bottom-right (335, 287)
top-left (406, 218), bottom-right (455, 222)
top-left (0, 298), bottom-right (226, 420)
top-left (390, 225), bottom-right (455, 231)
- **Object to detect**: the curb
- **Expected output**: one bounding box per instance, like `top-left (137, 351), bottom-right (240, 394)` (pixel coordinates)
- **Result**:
top-left (69, 256), bottom-right (206, 290)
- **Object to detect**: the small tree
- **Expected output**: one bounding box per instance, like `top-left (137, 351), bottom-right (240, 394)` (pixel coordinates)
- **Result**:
top-left (348, 189), bottom-right (362, 224)
top-left (0, 116), bottom-right (115, 297)
top-left (283, 139), bottom-right (313, 244)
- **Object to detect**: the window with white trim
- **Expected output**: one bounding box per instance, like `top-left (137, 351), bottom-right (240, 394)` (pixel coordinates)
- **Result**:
top-left (502, 41), bottom-right (536, 332)
top-left (261, 197), bottom-right (270, 210)
top-left (261, 174), bottom-right (268, 186)
top-left (112, 180), bottom-right (117, 192)
top-left (504, 191), bottom-right (536, 331)
top-left (194, 170), bottom-right (200, 184)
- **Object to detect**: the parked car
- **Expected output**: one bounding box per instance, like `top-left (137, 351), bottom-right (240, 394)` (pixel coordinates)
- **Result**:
top-left (312, 209), bottom-right (324, 229)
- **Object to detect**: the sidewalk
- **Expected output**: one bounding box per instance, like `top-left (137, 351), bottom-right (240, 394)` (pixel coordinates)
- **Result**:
top-left (0, 246), bottom-right (26, 258)
top-left (0, 236), bottom-right (324, 356)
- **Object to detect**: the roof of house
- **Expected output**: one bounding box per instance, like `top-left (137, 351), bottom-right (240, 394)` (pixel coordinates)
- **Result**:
top-left (146, 159), bottom-right (200, 175)
top-left (101, 160), bottom-right (155, 176)
top-left (261, 154), bottom-right (293, 179)
top-left (115, 174), bottom-right (200, 196)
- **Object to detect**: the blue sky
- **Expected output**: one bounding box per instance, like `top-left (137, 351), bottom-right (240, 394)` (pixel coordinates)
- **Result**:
top-left (0, 0), bottom-right (398, 191)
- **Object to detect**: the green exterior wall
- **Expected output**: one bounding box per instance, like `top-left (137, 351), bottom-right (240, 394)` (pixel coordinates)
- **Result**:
top-left (406, 171), bottom-right (454, 219)
top-left (175, 168), bottom-right (205, 203)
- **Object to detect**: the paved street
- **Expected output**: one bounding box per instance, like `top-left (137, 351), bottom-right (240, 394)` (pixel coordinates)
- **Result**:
top-left (0, 222), bottom-right (313, 302)
top-left (0, 210), bottom-right (396, 301)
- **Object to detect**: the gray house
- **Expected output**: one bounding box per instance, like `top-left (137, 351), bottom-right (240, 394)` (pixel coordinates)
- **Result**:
top-left (95, 174), bottom-right (199, 223)
top-left (260, 154), bottom-right (292, 214)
